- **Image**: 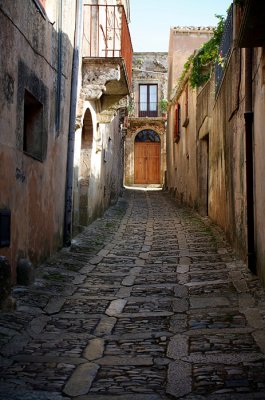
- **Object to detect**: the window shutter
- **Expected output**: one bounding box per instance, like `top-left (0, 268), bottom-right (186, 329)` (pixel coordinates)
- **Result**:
top-left (174, 106), bottom-right (179, 140)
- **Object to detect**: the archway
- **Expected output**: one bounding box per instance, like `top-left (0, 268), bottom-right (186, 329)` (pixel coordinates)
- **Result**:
top-left (79, 108), bottom-right (93, 225)
top-left (134, 129), bottom-right (161, 184)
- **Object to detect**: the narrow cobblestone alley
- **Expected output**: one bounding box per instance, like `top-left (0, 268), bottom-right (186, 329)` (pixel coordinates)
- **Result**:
top-left (1, 189), bottom-right (265, 400)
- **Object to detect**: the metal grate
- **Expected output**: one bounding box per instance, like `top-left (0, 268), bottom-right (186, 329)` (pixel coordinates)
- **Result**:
top-left (215, 5), bottom-right (233, 93)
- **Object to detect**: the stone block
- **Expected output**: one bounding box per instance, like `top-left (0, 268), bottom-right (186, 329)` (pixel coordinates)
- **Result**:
top-left (17, 258), bottom-right (35, 285)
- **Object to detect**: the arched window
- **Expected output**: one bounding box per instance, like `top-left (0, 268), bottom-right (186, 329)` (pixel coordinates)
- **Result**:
top-left (135, 130), bottom-right (160, 143)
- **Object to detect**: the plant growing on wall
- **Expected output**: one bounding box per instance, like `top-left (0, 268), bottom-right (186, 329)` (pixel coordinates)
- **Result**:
top-left (127, 98), bottom-right (135, 116)
top-left (178, 14), bottom-right (225, 88)
top-left (159, 98), bottom-right (168, 113)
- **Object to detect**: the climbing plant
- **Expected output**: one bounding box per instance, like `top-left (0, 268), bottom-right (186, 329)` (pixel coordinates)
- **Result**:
top-left (178, 15), bottom-right (225, 88)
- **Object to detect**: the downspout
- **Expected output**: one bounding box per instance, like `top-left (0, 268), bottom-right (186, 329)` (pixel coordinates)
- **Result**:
top-left (56, 0), bottom-right (63, 132)
top-left (63, 0), bottom-right (83, 246)
top-left (244, 47), bottom-right (256, 273)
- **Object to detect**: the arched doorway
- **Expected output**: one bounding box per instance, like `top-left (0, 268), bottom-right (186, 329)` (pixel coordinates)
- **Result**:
top-left (134, 130), bottom-right (161, 184)
top-left (79, 108), bottom-right (93, 226)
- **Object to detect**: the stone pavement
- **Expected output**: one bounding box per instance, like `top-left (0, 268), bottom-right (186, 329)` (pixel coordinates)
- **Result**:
top-left (1, 189), bottom-right (265, 400)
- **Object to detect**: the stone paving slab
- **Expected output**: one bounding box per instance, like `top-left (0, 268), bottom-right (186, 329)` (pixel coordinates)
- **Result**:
top-left (1, 190), bottom-right (265, 399)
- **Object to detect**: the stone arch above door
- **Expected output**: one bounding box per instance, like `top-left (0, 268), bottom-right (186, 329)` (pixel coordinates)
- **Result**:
top-left (135, 129), bottom-right (161, 143)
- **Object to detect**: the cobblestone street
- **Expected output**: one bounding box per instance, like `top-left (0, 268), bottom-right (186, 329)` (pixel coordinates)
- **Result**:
top-left (1, 189), bottom-right (265, 399)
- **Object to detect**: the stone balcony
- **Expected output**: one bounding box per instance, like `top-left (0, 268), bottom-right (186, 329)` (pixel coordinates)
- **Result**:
top-left (81, 4), bottom-right (132, 122)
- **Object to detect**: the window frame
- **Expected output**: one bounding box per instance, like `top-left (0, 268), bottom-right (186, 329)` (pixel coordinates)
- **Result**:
top-left (23, 89), bottom-right (45, 162)
top-left (174, 103), bottom-right (181, 143)
top-left (182, 85), bottom-right (189, 128)
top-left (138, 83), bottom-right (158, 117)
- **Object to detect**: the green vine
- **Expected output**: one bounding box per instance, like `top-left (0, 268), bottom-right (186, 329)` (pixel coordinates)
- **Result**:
top-left (178, 15), bottom-right (225, 88)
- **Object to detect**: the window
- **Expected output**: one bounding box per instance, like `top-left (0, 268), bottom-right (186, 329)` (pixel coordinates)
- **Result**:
top-left (23, 90), bottom-right (45, 162)
top-left (0, 209), bottom-right (11, 248)
top-left (174, 103), bottom-right (181, 143)
top-left (139, 84), bottom-right (158, 117)
top-left (183, 85), bottom-right (189, 127)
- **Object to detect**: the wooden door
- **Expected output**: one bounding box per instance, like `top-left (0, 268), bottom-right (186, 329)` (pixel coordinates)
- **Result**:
top-left (134, 142), bottom-right (160, 184)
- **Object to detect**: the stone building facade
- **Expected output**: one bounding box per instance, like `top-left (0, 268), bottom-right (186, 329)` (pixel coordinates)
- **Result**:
top-left (0, 0), bottom-right (77, 282)
top-left (166, 1), bottom-right (265, 286)
top-left (124, 53), bottom-right (167, 187)
top-left (72, 0), bottom-right (132, 233)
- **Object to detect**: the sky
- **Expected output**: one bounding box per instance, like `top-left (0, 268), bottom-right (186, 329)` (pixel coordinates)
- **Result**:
top-left (129, 0), bottom-right (232, 52)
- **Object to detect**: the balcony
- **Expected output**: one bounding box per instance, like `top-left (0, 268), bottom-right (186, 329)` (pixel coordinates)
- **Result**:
top-left (82, 4), bottom-right (133, 111)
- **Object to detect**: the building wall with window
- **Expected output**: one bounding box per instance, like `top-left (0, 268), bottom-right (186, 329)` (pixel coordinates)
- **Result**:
top-left (167, 75), bottom-right (198, 207)
top-left (124, 52), bottom-right (167, 187)
top-left (166, 27), bottom-right (213, 201)
top-left (204, 9), bottom-right (265, 285)
top-left (0, 0), bottom-right (76, 281)
top-left (166, 2), bottom-right (265, 286)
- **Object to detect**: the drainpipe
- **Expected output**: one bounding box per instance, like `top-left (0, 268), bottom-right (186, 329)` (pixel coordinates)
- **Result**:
top-left (244, 47), bottom-right (256, 274)
top-left (63, 0), bottom-right (82, 246)
top-left (56, 0), bottom-right (63, 132)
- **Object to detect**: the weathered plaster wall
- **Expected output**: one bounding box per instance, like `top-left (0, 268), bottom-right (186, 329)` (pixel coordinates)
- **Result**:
top-left (207, 49), bottom-right (246, 259)
top-left (168, 28), bottom-right (213, 99)
top-left (252, 47), bottom-right (265, 284)
top-left (0, 0), bottom-right (76, 280)
top-left (167, 24), bottom-right (265, 286)
top-left (167, 28), bottom-right (213, 200)
top-left (73, 100), bottom-right (124, 233)
top-left (167, 82), bottom-right (198, 208)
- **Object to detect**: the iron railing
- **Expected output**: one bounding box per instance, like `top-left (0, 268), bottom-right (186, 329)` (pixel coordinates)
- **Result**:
top-left (83, 4), bottom-right (133, 86)
top-left (215, 5), bottom-right (233, 93)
